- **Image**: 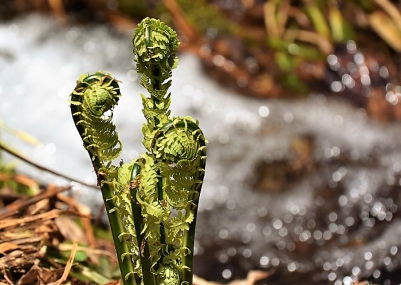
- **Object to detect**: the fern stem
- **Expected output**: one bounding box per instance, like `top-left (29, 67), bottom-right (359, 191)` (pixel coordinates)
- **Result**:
top-left (131, 163), bottom-right (155, 285)
top-left (182, 215), bottom-right (196, 285)
top-left (151, 65), bottom-right (162, 127)
top-left (157, 170), bottom-right (167, 245)
top-left (152, 65), bottom-right (162, 95)
top-left (79, 146), bottom-right (137, 285)
top-left (100, 176), bottom-right (137, 285)
top-left (183, 126), bottom-right (207, 285)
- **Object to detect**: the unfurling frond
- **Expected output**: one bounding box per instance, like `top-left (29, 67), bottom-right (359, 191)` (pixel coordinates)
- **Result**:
top-left (70, 72), bottom-right (122, 164)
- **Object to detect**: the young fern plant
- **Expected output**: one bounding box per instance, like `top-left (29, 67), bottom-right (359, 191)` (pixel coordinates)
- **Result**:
top-left (70, 18), bottom-right (207, 285)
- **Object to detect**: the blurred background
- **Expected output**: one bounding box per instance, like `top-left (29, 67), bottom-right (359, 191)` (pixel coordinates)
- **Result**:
top-left (2, 1), bottom-right (401, 285)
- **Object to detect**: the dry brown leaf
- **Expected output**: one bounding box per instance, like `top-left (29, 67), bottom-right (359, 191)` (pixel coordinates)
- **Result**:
top-left (16, 265), bottom-right (41, 285)
top-left (36, 266), bottom-right (65, 284)
top-left (55, 216), bottom-right (86, 244)
top-left (0, 242), bottom-right (19, 254)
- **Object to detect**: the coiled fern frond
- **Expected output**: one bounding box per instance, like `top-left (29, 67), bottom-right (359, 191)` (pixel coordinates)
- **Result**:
top-left (70, 72), bottom-right (122, 165)
top-left (133, 17), bottom-right (179, 91)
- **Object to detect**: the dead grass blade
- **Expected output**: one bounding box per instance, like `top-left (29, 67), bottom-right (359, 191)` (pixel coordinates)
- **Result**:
top-left (50, 241), bottom-right (77, 285)
top-left (369, 11), bottom-right (401, 52)
top-left (0, 209), bottom-right (62, 230)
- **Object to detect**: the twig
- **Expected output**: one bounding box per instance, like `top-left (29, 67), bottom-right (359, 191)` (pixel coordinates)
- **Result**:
top-left (56, 192), bottom-right (91, 217)
top-left (0, 209), bottom-right (62, 230)
top-left (85, 0), bottom-right (138, 31)
top-left (0, 141), bottom-right (98, 189)
top-left (47, 0), bottom-right (67, 25)
top-left (0, 185), bottom-right (69, 220)
top-left (161, 0), bottom-right (201, 42)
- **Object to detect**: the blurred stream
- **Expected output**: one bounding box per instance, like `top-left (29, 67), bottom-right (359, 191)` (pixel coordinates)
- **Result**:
top-left (2, 14), bottom-right (401, 285)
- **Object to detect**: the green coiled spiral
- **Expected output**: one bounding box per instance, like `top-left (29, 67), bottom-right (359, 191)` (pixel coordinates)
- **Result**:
top-left (133, 17), bottom-right (179, 93)
top-left (70, 72), bottom-right (122, 164)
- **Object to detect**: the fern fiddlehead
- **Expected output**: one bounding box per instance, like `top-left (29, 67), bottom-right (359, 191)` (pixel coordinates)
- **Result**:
top-left (70, 72), bottom-right (138, 285)
top-left (70, 72), bottom-right (122, 164)
top-left (70, 17), bottom-right (206, 285)
top-left (132, 17), bottom-right (207, 285)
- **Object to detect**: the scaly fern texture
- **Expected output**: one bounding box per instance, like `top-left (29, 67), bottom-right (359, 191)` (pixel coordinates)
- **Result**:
top-left (70, 72), bottom-right (138, 285)
top-left (70, 72), bottom-right (122, 164)
top-left (132, 17), bottom-right (207, 285)
top-left (70, 17), bottom-right (206, 285)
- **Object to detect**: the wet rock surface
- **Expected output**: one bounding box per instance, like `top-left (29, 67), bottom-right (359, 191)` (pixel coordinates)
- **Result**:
top-left (2, 15), bottom-right (401, 285)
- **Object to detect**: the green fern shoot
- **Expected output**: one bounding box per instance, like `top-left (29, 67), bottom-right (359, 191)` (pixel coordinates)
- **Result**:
top-left (69, 17), bottom-right (207, 285)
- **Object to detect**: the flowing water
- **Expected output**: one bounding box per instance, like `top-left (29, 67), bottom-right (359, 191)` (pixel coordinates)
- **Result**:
top-left (1, 14), bottom-right (401, 285)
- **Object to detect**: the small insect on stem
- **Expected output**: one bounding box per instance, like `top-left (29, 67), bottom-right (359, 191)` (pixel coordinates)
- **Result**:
top-left (160, 199), bottom-right (168, 209)
top-left (130, 177), bottom-right (140, 189)
top-left (97, 170), bottom-right (108, 186)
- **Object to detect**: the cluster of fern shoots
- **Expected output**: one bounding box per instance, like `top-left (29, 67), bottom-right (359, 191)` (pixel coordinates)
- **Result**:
top-left (70, 18), bottom-right (207, 285)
